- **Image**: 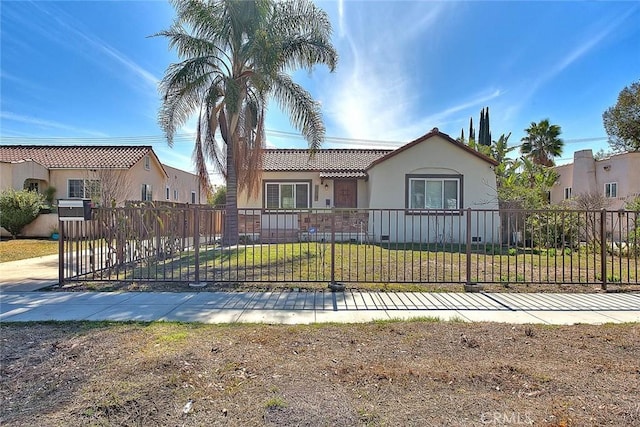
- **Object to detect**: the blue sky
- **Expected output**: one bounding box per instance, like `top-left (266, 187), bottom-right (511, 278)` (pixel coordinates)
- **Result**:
top-left (1, 0), bottom-right (639, 183)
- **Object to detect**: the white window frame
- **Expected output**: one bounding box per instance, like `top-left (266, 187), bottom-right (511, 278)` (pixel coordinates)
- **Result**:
top-left (173, 189), bottom-right (179, 201)
top-left (605, 182), bottom-right (618, 198)
top-left (144, 155), bottom-right (150, 170)
top-left (191, 191), bottom-right (196, 204)
top-left (68, 179), bottom-right (100, 199)
top-left (141, 184), bottom-right (153, 201)
top-left (406, 175), bottom-right (462, 211)
top-left (264, 181), bottom-right (310, 210)
top-left (564, 187), bottom-right (572, 200)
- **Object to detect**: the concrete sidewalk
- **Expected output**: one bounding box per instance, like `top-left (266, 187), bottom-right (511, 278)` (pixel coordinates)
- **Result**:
top-left (1, 290), bottom-right (639, 325)
top-left (0, 254), bottom-right (59, 292)
top-left (1, 255), bottom-right (639, 325)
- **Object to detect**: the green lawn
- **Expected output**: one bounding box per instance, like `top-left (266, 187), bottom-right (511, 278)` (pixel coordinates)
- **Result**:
top-left (113, 241), bottom-right (637, 288)
top-left (0, 238), bottom-right (58, 263)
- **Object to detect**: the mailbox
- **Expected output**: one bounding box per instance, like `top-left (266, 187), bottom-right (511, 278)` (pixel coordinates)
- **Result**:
top-left (58, 199), bottom-right (93, 221)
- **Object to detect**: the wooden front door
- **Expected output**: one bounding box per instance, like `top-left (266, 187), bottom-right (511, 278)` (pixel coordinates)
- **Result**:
top-left (334, 180), bottom-right (357, 208)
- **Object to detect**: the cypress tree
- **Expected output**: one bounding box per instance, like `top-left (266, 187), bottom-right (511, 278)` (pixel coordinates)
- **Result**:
top-left (484, 107), bottom-right (491, 146)
top-left (479, 108), bottom-right (485, 146)
top-left (469, 117), bottom-right (475, 143)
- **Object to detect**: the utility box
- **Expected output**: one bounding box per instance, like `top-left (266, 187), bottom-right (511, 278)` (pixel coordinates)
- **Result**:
top-left (58, 199), bottom-right (93, 221)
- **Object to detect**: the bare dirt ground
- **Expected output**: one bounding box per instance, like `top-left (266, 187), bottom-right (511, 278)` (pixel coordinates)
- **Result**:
top-left (1, 321), bottom-right (639, 426)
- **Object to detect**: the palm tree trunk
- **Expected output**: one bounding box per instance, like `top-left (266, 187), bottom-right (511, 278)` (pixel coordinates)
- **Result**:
top-left (224, 138), bottom-right (240, 246)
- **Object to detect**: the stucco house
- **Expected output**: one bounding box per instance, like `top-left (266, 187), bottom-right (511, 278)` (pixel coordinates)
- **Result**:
top-left (237, 128), bottom-right (500, 243)
top-left (551, 149), bottom-right (640, 209)
top-left (0, 145), bottom-right (208, 237)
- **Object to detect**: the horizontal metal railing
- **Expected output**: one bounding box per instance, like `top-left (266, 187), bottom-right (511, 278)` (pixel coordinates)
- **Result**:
top-left (59, 207), bottom-right (640, 289)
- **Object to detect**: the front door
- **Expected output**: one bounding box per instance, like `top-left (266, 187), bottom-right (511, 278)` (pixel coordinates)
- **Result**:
top-left (334, 180), bottom-right (357, 208)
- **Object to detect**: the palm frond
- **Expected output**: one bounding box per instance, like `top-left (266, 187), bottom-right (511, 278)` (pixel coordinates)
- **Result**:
top-left (271, 72), bottom-right (324, 150)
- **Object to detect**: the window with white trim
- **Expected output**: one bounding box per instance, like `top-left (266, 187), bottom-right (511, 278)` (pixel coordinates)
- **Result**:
top-left (173, 189), bottom-right (179, 200)
top-left (408, 176), bottom-right (460, 209)
top-left (605, 182), bottom-right (617, 198)
top-left (141, 184), bottom-right (153, 201)
top-left (68, 179), bottom-right (100, 199)
top-left (191, 191), bottom-right (196, 204)
top-left (144, 155), bottom-right (150, 170)
top-left (564, 187), bottom-right (572, 200)
top-left (264, 182), bottom-right (310, 209)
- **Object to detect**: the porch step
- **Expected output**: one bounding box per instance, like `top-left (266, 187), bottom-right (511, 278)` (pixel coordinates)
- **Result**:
top-left (260, 230), bottom-right (299, 244)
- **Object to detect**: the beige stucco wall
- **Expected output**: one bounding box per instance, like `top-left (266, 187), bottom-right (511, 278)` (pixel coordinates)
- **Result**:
top-left (596, 152), bottom-right (640, 209)
top-left (163, 164), bottom-right (207, 204)
top-left (367, 135), bottom-right (498, 209)
top-left (0, 162), bottom-right (11, 191)
top-left (126, 155), bottom-right (169, 203)
top-left (0, 148), bottom-right (206, 206)
top-left (366, 135), bottom-right (500, 243)
top-left (550, 163), bottom-right (574, 204)
top-left (0, 160), bottom-right (51, 192)
top-left (1, 212), bottom-right (58, 238)
top-left (47, 155), bottom-right (167, 205)
top-left (238, 171), bottom-right (368, 210)
top-left (552, 150), bottom-right (640, 210)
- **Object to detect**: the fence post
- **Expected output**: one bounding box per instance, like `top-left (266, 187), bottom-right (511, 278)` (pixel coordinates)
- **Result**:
top-left (328, 208), bottom-right (345, 291)
top-left (58, 219), bottom-right (65, 285)
top-left (465, 208), bottom-right (473, 289)
top-left (600, 208), bottom-right (607, 291)
top-left (193, 206), bottom-right (201, 284)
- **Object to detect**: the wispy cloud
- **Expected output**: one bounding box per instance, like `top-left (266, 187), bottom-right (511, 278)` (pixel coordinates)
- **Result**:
top-left (507, 6), bottom-right (637, 118)
top-left (324, 2), bottom-right (460, 142)
top-left (337, 0), bottom-right (345, 38)
top-left (0, 112), bottom-right (108, 137)
top-left (28, 2), bottom-right (158, 91)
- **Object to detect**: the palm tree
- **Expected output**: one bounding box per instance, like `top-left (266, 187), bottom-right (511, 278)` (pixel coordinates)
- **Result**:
top-left (520, 119), bottom-right (563, 167)
top-left (155, 0), bottom-right (337, 244)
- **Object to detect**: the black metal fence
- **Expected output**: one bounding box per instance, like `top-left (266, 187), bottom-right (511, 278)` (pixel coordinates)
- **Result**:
top-left (59, 206), bottom-right (640, 289)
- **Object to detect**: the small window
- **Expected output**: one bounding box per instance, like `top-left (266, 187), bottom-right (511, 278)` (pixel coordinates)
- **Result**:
top-left (68, 179), bottom-right (84, 198)
top-left (605, 182), bottom-right (618, 198)
top-left (26, 181), bottom-right (39, 192)
top-left (68, 179), bottom-right (100, 200)
top-left (264, 182), bottom-right (310, 209)
top-left (166, 187), bottom-right (170, 200)
top-left (564, 187), bottom-right (572, 200)
top-left (144, 155), bottom-right (150, 170)
top-left (141, 184), bottom-right (153, 201)
top-left (191, 191), bottom-right (196, 204)
top-left (173, 189), bottom-right (178, 200)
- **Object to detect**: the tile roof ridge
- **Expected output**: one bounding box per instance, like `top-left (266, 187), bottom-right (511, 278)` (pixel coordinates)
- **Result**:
top-left (263, 148), bottom-right (392, 152)
top-left (0, 144), bottom-right (152, 149)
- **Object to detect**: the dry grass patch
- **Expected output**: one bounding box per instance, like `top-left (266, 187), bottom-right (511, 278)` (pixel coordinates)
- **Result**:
top-left (2, 321), bottom-right (639, 426)
top-left (0, 238), bottom-right (58, 262)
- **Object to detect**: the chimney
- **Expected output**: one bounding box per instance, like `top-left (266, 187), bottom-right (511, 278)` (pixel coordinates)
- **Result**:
top-left (572, 149), bottom-right (596, 196)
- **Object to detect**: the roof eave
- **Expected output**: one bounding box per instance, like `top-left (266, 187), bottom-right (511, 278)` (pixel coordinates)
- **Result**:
top-left (366, 128), bottom-right (499, 170)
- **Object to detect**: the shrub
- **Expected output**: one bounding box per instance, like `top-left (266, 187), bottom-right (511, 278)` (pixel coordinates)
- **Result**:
top-left (0, 189), bottom-right (45, 238)
top-left (626, 197), bottom-right (640, 256)
top-left (525, 205), bottom-right (580, 249)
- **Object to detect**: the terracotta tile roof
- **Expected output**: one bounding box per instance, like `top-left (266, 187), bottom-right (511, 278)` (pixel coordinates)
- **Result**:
top-left (0, 145), bottom-right (153, 169)
top-left (263, 149), bottom-right (392, 174)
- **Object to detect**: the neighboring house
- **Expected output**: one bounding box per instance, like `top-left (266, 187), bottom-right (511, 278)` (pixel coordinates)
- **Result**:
top-left (552, 149), bottom-right (640, 209)
top-left (237, 128), bottom-right (500, 243)
top-left (0, 145), bottom-right (207, 207)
